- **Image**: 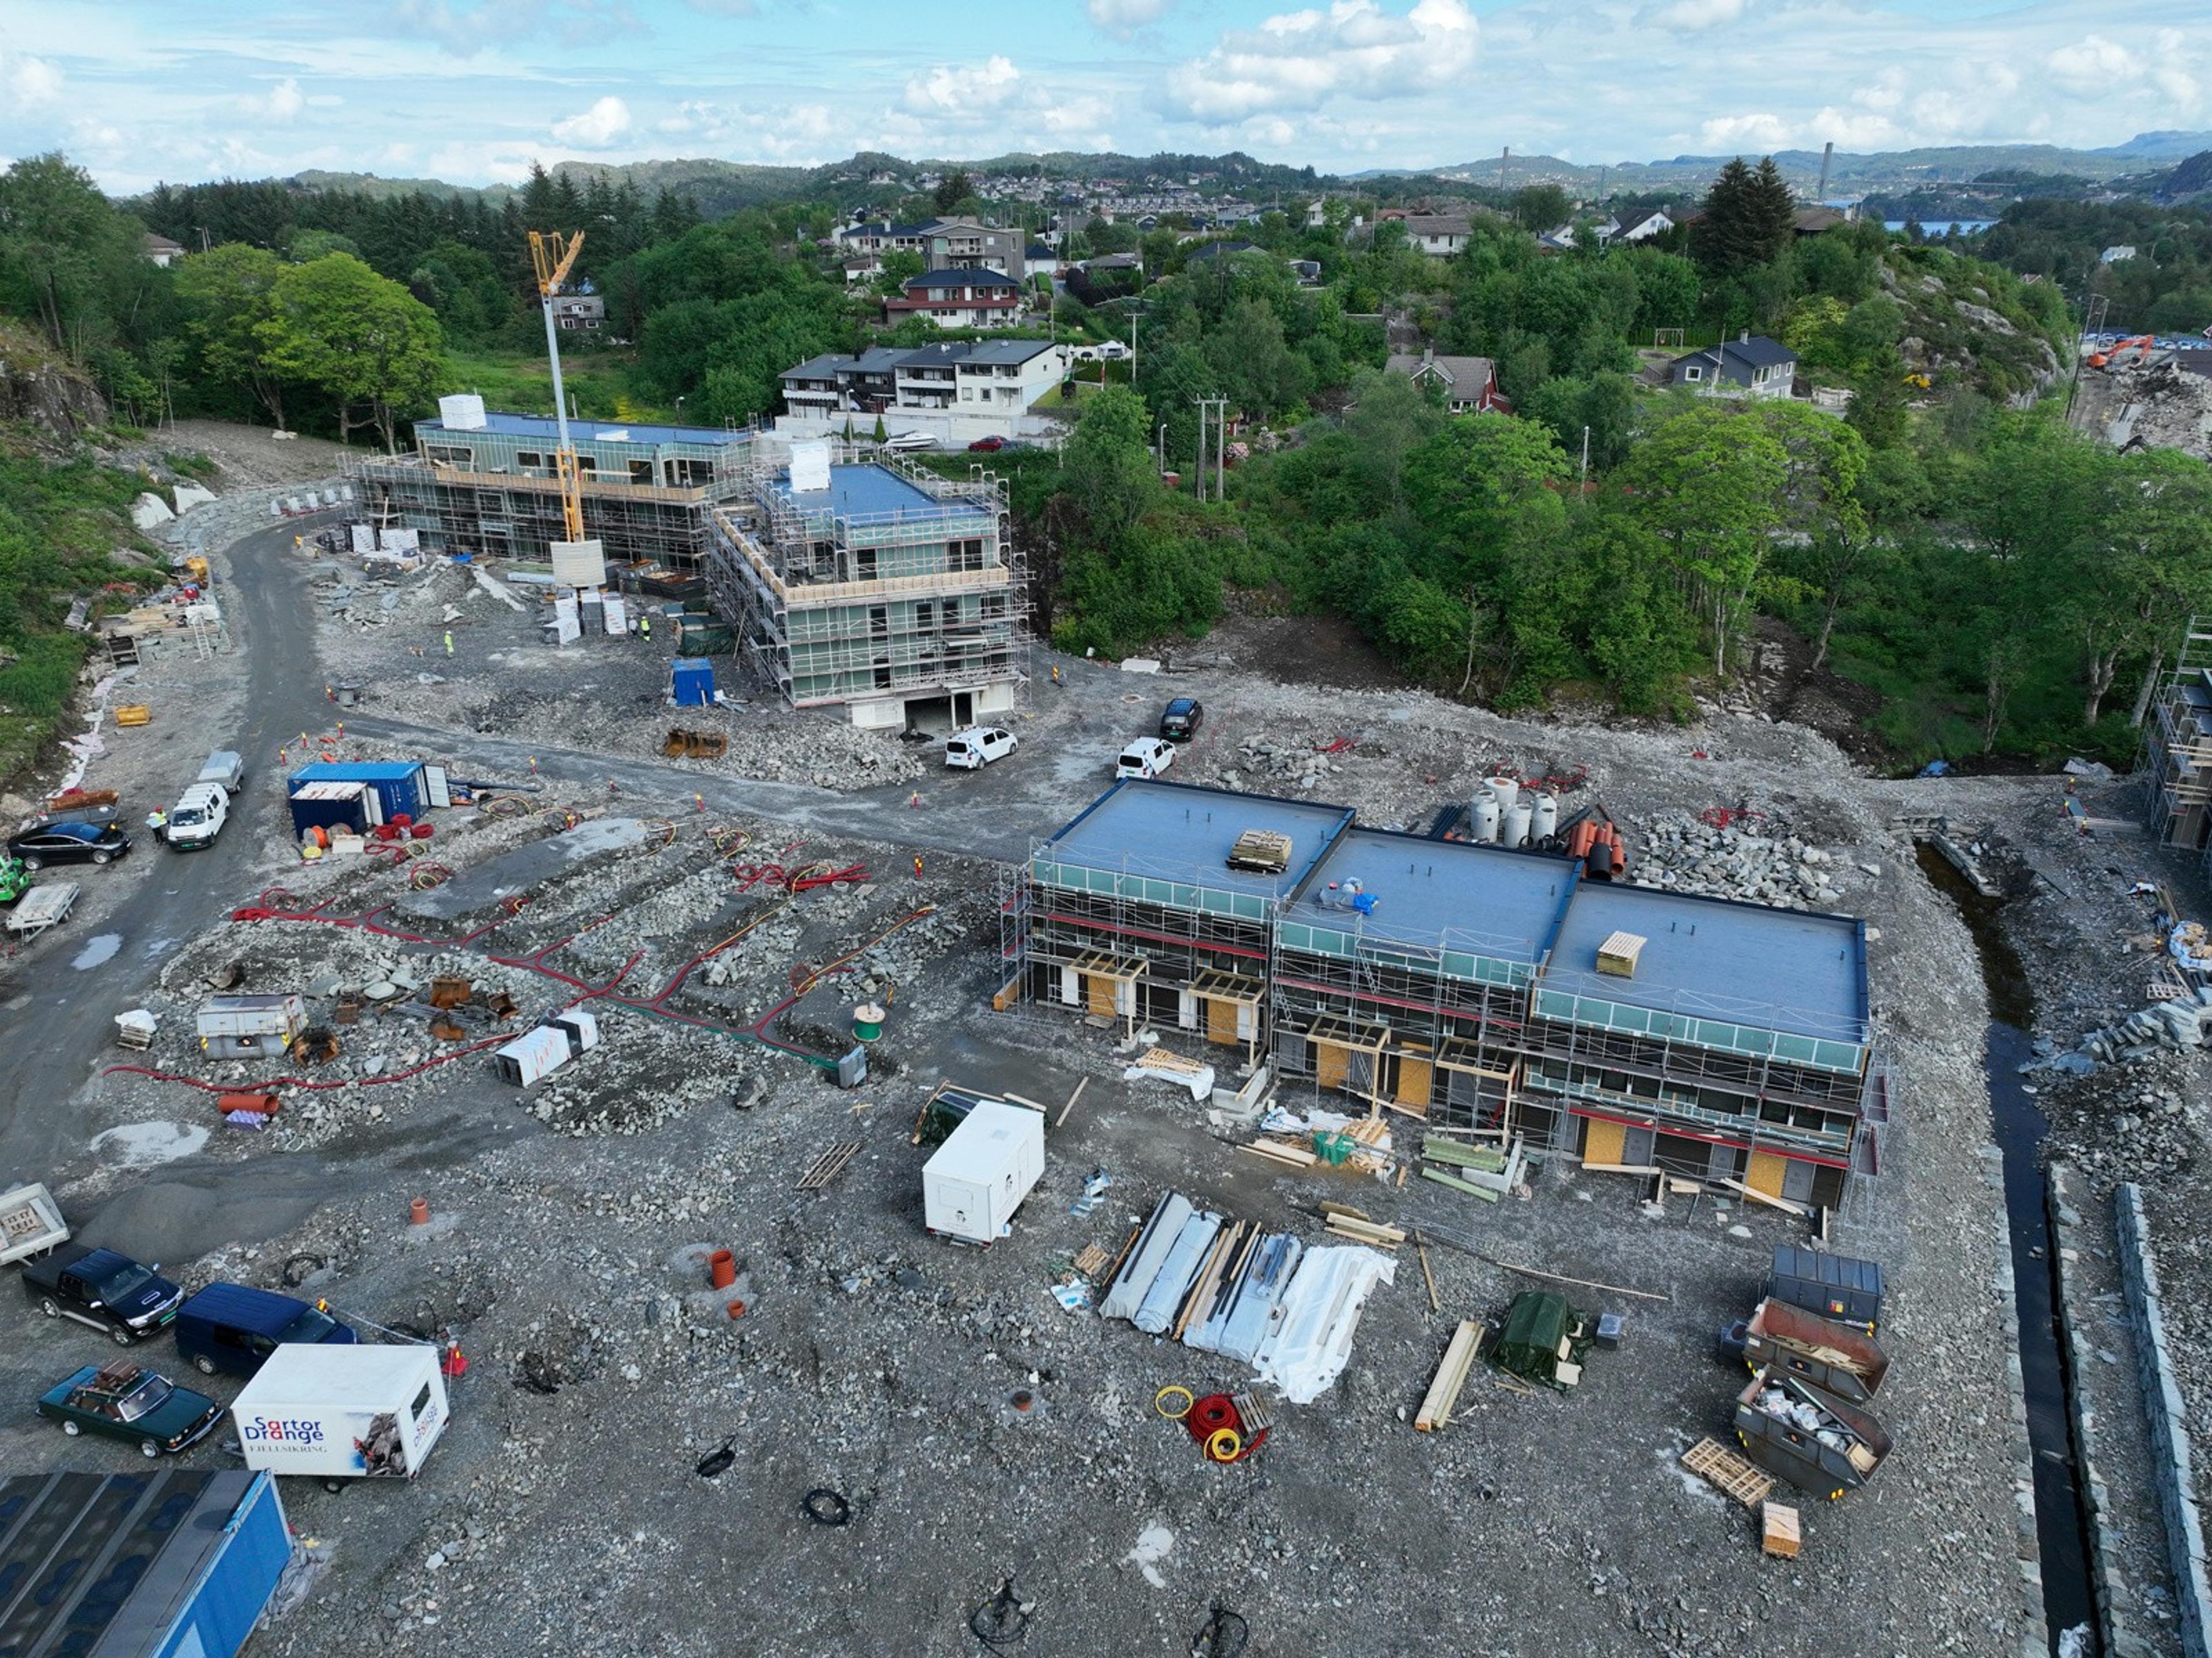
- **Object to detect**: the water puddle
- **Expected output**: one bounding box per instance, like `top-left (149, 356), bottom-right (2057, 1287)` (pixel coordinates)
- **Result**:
top-left (70, 933), bottom-right (122, 971)
top-left (1918, 843), bottom-right (2092, 1651)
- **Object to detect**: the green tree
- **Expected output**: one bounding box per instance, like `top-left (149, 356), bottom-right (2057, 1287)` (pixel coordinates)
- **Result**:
top-left (176, 243), bottom-right (291, 429)
top-left (1624, 404), bottom-right (1787, 677)
top-left (2069, 449), bottom-right (2212, 725)
top-left (1696, 156), bottom-right (1796, 276)
top-left (1512, 184), bottom-right (1570, 232)
top-left (933, 172), bottom-right (975, 215)
top-left (1341, 367), bottom-right (1446, 514)
top-left (0, 153), bottom-right (152, 355)
top-left (260, 253), bottom-right (445, 449)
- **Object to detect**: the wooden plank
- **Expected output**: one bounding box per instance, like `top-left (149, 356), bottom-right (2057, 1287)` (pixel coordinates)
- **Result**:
top-left (1490, 1258), bottom-right (1671, 1303)
top-left (1421, 1167), bottom-right (1500, 1202)
top-left (1245, 1137), bottom-right (1318, 1166)
top-left (1072, 1244), bottom-right (1111, 1277)
top-left (1395, 1054), bottom-right (1433, 1114)
top-left (1761, 1501), bottom-right (1802, 1558)
top-left (1415, 1319), bottom-right (1483, 1430)
top-left (1056, 1077), bottom-right (1088, 1128)
top-left (797, 1141), bottom-right (862, 1190)
top-left (1581, 1161), bottom-right (1666, 1177)
top-left (1718, 1176), bottom-right (1812, 1217)
top-left (1002, 1092), bottom-right (1048, 1111)
top-left (1414, 1229), bottom-right (1440, 1314)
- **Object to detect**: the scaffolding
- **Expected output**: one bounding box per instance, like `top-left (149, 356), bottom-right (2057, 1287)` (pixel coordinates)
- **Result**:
top-left (2138, 614), bottom-right (2212, 860)
top-left (704, 441), bottom-right (1027, 721)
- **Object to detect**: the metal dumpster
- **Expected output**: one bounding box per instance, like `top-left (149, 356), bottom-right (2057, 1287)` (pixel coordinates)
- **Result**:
top-left (1734, 1364), bottom-right (1893, 1498)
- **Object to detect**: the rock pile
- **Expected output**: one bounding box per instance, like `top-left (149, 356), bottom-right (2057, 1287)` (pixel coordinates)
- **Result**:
top-left (1219, 736), bottom-right (1347, 793)
top-left (2072, 992), bottom-right (2212, 1065)
top-left (1628, 810), bottom-right (1850, 910)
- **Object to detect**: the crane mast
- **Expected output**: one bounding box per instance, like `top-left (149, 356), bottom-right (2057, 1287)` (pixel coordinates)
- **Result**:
top-left (527, 229), bottom-right (590, 548)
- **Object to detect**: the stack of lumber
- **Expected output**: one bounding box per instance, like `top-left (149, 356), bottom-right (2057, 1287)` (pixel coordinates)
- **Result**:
top-left (1323, 1212), bottom-right (1405, 1249)
top-left (1243, 1137), bottom-right (1317, 1168)
top-left (1414, 1320), bottom-right (1483, 1430)
top-left (1421, 1135), bottom-right (1524, 1202)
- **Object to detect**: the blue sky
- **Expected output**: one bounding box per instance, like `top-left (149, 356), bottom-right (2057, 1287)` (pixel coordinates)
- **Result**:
top-left (1, 0), bottom-right (2207, 191)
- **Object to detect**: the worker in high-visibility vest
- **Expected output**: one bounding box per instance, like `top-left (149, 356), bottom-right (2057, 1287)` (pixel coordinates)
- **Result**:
top-left (639, 612), bottom-right (653, 643)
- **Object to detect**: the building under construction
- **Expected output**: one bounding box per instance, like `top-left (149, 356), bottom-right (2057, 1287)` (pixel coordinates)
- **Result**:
top-left (1003, 777), bottom-right (1876, 1209)
top-left (2140, 615), bottom-right (2212, 861)
top-left (355, 408), bottom-right (758, 581)
top-left (704, 441), bottom-right (1025, 730)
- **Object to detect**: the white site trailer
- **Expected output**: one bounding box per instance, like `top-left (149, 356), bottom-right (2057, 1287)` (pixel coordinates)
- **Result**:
top-left (922, 1099), bottom-right (1046, 1245)
top-left (231, 1343), bottom-right (449, 1482)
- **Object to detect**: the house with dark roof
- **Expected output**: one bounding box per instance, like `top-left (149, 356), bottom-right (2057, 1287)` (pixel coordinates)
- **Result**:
top-left (1185, 239), bottom-right (1261, 263)
top-left (884, 267), bottom-right (1025, 329)
top-left (1613, 209), bottom-right (1675, 243)
top-left (142, 232), bottom-right (185, 267)
top-left (1384, 346), bottom-right (1508, 414)
top-left (1670, 334), bottom-right (1798, 400)
top-left (838, 220), bottom-right (929, 256)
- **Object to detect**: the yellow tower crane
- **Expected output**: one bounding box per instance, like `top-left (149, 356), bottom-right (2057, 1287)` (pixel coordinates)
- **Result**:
top-left (527, 230), bottom-right (601, 580)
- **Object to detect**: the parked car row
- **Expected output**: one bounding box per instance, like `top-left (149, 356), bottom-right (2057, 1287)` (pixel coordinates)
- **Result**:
top-left (942, 697), bottom-right (1206, 781)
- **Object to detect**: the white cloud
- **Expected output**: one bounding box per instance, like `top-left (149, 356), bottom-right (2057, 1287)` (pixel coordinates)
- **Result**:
top-left (1160, 0), bottom-right (1476, 124)
top-left (257, 77), bottom-right (305, 122)
top-left (902, 55), bottom-right (1021, 116)
top-left (1, 51), bottom-right (65, 109)
top-left (1088, 0), bottom-right (1171, 35)
top-left (551, 94), bottom-right (631, 146)
top-left (1698, 111), bottom-right (1792, 150)
top-left (1647, 0), bottom-right (1748, 29)
top-left (2046, 34), bottom-right (2142, 89)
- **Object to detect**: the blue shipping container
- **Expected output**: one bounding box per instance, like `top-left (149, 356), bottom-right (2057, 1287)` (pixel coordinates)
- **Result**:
top-left (289, 760), bottom-right (426, 822)
top-left (0, 1468), bottom-right (292, 1658)
top-left (670, 657), bottom-right (715, 707)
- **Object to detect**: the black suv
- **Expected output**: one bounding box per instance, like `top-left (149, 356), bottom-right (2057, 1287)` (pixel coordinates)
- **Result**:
top-left (1159, 697), bottom-right (1204, 742)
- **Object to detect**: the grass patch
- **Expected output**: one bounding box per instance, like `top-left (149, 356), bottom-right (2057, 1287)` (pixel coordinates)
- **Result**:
top-left (444, 349), bottom-right (678, 425)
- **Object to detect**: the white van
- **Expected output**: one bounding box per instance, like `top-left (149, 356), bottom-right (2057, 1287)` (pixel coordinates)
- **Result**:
top-left (1116, 737), bottom-right (1176, 779)
top-left (164, 782), bottom-right (230, 850)
top-left (945, 726), bottom-right (1018, 769)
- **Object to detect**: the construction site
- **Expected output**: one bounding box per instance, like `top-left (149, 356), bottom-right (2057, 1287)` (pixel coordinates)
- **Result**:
top-left (0, 248), bottom-right (2206, 1658)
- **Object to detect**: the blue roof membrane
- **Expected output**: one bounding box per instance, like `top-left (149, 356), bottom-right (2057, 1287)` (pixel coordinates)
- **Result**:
top-left (1543, 880), bottom-right (1868, 1046)
top-left (771, 463), bottom-right (993, 533)
top-left (1041, 779), bottom-right (1355, 900)
top-left (1294, 828), bottom-right (1577, 965)
top-left (420, 411), bottom-right (750, 448)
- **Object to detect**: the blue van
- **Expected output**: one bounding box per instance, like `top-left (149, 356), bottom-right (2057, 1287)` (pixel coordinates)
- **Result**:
top-left (174, 1282), bottom-right (358, 1378)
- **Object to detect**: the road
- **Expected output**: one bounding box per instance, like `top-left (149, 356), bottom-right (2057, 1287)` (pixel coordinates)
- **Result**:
top-left (1, 514), bottom-right (339, 1185)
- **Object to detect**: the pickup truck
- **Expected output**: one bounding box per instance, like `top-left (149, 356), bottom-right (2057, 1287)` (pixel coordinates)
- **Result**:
top-left (22, 1243), bottom-right (184, 1345)
top-left (1720, 1297), bottom-right (1891, 1403)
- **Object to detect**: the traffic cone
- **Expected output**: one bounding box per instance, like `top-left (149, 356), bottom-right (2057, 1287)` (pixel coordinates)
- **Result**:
top-left (441, 1337), bottom-right (468, 1379)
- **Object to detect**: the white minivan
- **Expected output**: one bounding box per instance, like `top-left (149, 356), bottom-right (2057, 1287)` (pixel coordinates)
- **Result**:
top-left (164, 782), bottom-right (231, 850)
top-left (1116, 736), bottom-right (1176, 779)
top-left (945, 726), bottom-right (1018, 769)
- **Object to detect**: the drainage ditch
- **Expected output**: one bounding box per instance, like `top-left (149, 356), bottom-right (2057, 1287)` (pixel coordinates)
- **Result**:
top-left (1918, 842), bottom-right (2094, 1652)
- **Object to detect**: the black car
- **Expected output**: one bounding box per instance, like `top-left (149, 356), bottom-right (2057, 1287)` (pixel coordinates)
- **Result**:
top-left (9, 820), bottom-right (132, 870)
top-left (1159, 697), bottom-right (1205, 742)
top-left (21, 1244), bottom-right (185, 1345)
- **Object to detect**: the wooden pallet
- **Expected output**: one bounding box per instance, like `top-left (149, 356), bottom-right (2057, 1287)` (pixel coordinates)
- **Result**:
top-left (1073, 1244), bottom-right (1112, 1278)
top-left (1681, 1436), bottom-right (1775, 1509)
top-left (796, 1141), bottom-right (862, 1191)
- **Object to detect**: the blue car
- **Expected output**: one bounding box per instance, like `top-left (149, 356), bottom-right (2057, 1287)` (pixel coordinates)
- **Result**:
top-left (175, 1282), bottom-right (359, 1379)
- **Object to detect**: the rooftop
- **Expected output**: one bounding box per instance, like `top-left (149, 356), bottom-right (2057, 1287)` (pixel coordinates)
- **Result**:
top-left (769, 462), bottom-right (994, 531)
top-left (1294, 828), bottom-right (1579, 964)
top-left (1676, 336), bottom-right (1798, 372)
top-left (1540, 880), bottom-right (1868, 1045)
top-left (1040, 779), bottom-right (1355, 900)
top-left (418, 411), bottom-right (750, 449)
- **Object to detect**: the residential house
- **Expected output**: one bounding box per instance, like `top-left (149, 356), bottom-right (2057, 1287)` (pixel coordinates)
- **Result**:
top-left (841, 253), bottom-right (884, 284)
top-left (1384, 347), bottom-right (1508, 414)
top-left (1612, 209), bottom-right (1675, 243)
top-left (1186, 240), bottom-right (1261, 263)
top-left (838, 221), bottom-right (929, 256)
top-left (142, 232), bottom-right (185, 267)
top-left (2101, 245), bottom-right (2139, 264)
top-left (1286, 258), bottom-right (1324, 286)
top-left (885, 268), bottom-right (1025, 329)
top-left (1398, 214), bottom-right (1476, 258)
top-left (924, 218), bottom-right (1027, 282)
top-left (1670, 334), bottom-right (1798, 400)
top-left (873, 340), bottom-right (1070, 415)
top-left (1791, 206), bottom-right (1851, 236)
top-left (552, 294), bottom-right (605, 331)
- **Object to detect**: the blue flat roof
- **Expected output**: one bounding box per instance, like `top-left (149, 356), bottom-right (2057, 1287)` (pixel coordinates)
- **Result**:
top-left (1294, 828), bottom-right (1578, 964)
top-left (772, 463), bottom-right (993, 529)
top-left (1541, 882), bottom-right (1868, 1045)
top-left (290, 761), bottom-right (422, 783)
top-left (1041, 779), bottom-right (1354, 900)
top-left (419, 412), bottom-right (749, 448)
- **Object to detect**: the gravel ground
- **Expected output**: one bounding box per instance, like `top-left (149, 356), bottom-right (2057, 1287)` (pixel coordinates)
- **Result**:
top-left (22, 426), bottom-right (2212, 1655)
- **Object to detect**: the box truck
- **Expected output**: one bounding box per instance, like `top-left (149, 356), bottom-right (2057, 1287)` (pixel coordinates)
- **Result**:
top-left (922, 1098), bottom-right (1045, 1244)
top-left (231, 1343), bottom-right (449, 1483)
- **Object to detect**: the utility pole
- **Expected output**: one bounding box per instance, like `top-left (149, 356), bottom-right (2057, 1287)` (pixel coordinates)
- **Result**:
top-left (1212, 398), bottom-right (1226, 500)
top-left (1580, 425), bottom-right (1590, 489)
top-left (1192, 396), bottom-right (1208, 502)
top-left (1157, 422), bottom-right (1166, 478)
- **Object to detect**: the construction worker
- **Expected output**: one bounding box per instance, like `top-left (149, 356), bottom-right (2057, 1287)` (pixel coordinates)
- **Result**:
top-left (639, 611), bottom-right (653, 643)
top-left (443, 630), bottom-right (454, 656)
top-left (144, 808), bottom-right (167, 844)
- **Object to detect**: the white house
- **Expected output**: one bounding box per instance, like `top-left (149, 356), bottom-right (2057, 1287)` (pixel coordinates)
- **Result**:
top-left (1613, 209), bottom-right (1675, 243)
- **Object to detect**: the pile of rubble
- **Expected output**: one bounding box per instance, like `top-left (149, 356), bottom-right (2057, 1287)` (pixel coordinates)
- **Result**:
top-left (1218, 736), bottom-right (1353, 794)
top-left (2069, 989), bottom-right (2212, 1065)
top-left (1628, 810), bottom-right (1859, 910)
top-left (2104, 360), bottom-right (2212, 462)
